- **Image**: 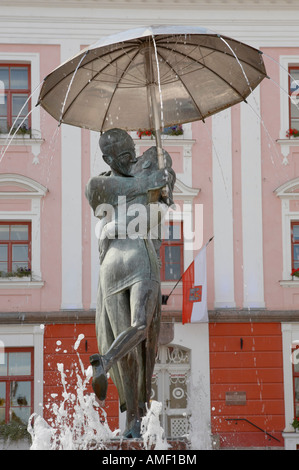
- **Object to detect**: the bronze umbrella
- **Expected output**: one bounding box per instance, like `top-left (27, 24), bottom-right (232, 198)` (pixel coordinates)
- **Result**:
top-left (38, 25), bottom-right (267, 168)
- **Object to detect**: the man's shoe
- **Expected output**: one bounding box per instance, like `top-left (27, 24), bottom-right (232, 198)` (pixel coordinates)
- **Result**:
top-left (89, 354), bottom-right (108, 401)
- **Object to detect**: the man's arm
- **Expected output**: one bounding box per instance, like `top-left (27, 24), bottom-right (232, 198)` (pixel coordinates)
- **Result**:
top-left (85, 171), bottom-right (167, 213)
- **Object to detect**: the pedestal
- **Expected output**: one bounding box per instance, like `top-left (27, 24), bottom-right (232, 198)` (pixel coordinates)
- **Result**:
top-left (104, 438), bottom-right (189, 450)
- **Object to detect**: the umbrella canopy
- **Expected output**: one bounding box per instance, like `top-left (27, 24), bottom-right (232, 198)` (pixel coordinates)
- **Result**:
top-left (38, 25), bottom-right (267, 167)
top-left (38, 25), bottom-right (267, 131)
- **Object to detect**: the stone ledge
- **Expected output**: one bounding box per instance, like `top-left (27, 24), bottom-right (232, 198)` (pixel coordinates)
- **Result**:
top-left (102, 438), bottom-right (189, 451)
top-left (1, 309), bottom-right (299, 324)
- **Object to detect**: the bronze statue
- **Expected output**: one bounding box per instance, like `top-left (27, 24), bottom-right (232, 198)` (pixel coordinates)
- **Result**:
top-left (85, 128), bottom-right (175, 438)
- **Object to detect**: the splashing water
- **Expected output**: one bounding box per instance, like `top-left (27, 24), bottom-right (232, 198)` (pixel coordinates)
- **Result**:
top-left (141, 401), bottom-right (170, 450)
top-left (0, 81), bottom-right (43, 164)
top-left (187, 379), bottom-right (212, 450)
top-left (28, 335), bottom-right (120, 450)
top-left (59, 51), bottom-right (89, 125)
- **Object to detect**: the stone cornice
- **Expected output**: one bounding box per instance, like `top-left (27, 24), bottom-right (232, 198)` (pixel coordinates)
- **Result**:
top-left (2, 0), bottom-right (299, 9)
top-left (1, 309), bottom-right (299, 324)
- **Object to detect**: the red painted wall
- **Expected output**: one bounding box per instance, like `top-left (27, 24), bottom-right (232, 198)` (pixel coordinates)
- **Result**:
top-left (43, 323), bottom-right (119, 432)
top-left (209, 323), bottom-right (285, 448)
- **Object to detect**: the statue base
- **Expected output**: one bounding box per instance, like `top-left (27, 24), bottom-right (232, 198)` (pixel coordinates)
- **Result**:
top-left (102, 438), bottom-right (189, 450)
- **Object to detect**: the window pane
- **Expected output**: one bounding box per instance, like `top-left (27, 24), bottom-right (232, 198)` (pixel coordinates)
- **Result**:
top-left (12, 94), bottom-right (28, 117)
top-left (293, 225), bottom-right (299, 241)
top-left (10, 381), bottom-right (31, 425)
top-left (0, 262), bottom-right (8, 273)
top-left (165, 246), bottom-right (181, 263)
top-left (0, 353), bottom-right (7, 376)
top-left (10, 381), bottom-right (31, 406)
top-left (12, 245), bottom-right (28, 263)
top-left (0, 226), bottom-right (9, 240)
top-left (0, 245), bottom-right (8, 261)
top-left (0, 117), bottom-right (8, 133)
top-left (0, 94), bottom-right (7, 116)
top-left (295, 378), bottom-right (299, 418)
top-left (11, 225), bottom-right (28, 241)
top-left (0, 382), bottom-right (6, 423)
top-left (8, 352), bottom-right (31, 376)
top-left (293, 245), bottom-right (299, 263)
top-left (0, 95), bottom-right (8, 133)
top-left (165, 263), bottom-right (181, 280)
top-left (290, 70), bottom-right (299, 92)
top-left (166, 224), bottom-right (182, 241)
top-left (10, 67), bottom-right (28, 90)
top-left (0, 67), bottom-right (9, 89)
top-left (291, 104), bottom-right (299, 120)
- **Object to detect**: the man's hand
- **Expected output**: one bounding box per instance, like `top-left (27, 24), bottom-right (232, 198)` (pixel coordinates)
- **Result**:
top-left (146, 169), bottom-right (168, 190)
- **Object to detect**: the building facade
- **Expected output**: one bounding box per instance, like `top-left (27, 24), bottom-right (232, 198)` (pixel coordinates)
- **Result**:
top-left (0, 0), bottom-right (299, 449)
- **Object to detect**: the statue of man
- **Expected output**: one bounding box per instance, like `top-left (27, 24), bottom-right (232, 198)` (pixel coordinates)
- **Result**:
top-left (85, 128), bottom-right (175, 438)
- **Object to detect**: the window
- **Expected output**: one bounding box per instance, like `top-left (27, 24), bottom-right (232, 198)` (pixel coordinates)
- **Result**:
top-left (160, 222), bottom-right (184, 281)
top-left (291, 221), bottom-right (299, 273)
top-left (0, 348), bottom-right (34, 424)
top-left (0, 64), bottom-right (31, 134)
top-left (0, 222), bottom-right (31, 275)
top-left (289, 66), bottom-right (299, 130)
top-left (293, 347), bottom-right (299, 419)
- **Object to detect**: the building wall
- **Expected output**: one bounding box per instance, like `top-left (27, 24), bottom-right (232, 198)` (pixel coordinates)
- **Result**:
top-left (0, 0), bottom-right (299, 449)
top-left (210, 322), bottom-right (284, 448)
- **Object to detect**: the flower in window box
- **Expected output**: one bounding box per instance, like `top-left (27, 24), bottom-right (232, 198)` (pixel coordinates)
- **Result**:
top-left (9, 125), bottom-right (32, 137)
top-left (162, 124), bottom-right (183, 136)
top-left (137, 129), bottom-right (154, 139)
top-left (286, 128), bottom-right (299, 138)
top-left (291, 418), bottom-right (299, 431)
top-left (291, 268), bottom-right (299, 279)
top-left (0, 267), bottom-right (31, 279)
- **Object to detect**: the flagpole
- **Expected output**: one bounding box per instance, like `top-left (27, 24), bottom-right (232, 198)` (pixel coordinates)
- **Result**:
top-left (162, 236), bottom-right (214, 305)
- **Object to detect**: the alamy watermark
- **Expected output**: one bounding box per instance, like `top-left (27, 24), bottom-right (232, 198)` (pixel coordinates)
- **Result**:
top-left (94, 198), bottom-right (203, 251)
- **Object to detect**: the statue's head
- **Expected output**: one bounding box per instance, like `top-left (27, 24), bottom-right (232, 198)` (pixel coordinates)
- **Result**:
top-left (99, 128), bottom-right (136, 176)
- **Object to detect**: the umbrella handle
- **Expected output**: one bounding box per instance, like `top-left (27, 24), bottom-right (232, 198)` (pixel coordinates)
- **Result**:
top-left (145, 43), bottom-right (170, 201)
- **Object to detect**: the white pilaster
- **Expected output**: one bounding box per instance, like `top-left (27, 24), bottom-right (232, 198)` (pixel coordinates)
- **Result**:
top-left (61, 40), bottom-right (83, 309)
top-left (212, 109), bottom-right (236, 308)
top-left (241, 91), bottom-right (265, 308)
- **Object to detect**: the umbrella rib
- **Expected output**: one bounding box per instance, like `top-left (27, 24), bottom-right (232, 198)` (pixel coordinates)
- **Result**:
top-left (158, 44), bottom-right (249, 102)
top-left (100, 49), bottom-right (141, 131)
top-left (59, 47), bottom-right (140, 123)
top-left (40, 44), bottom-right (140, 103)
top-left (155, 49), bottom-right (205, 121)
top-left (158, 39), bottom-right (266, 77)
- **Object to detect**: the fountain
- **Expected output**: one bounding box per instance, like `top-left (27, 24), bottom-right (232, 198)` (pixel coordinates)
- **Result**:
top-left (1, 25), bottom-right (295, 451)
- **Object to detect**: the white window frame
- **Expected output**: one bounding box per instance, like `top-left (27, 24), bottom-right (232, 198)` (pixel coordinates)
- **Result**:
top-left (0, 324), bottom-right (44, 420)
top-left (0, 52), bottom-right (43, 160)
top-left (282, 323), bottom-right (299, 449)
top-left (276, 177), bottom-right (299, 286)
top-left (278, 55), bottom-right (299, 160)
top-left (0, 173), bottom-right (47, 288)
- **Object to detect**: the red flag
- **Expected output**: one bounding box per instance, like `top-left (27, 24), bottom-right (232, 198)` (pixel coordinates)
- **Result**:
top-left (182, 246), bottom-right (208, 324)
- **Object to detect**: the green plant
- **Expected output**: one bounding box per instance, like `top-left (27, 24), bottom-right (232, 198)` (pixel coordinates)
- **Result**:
top-left (10, 125), bottom-right (31, 136)
top-left (291, 417), bottom-right (299, 430)
top-left (0, 267), bottom-right (31, 278)
top-left (0, 419), bottom-right (30, 442)
top-left (292, 268), bottom-right (299, 279)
